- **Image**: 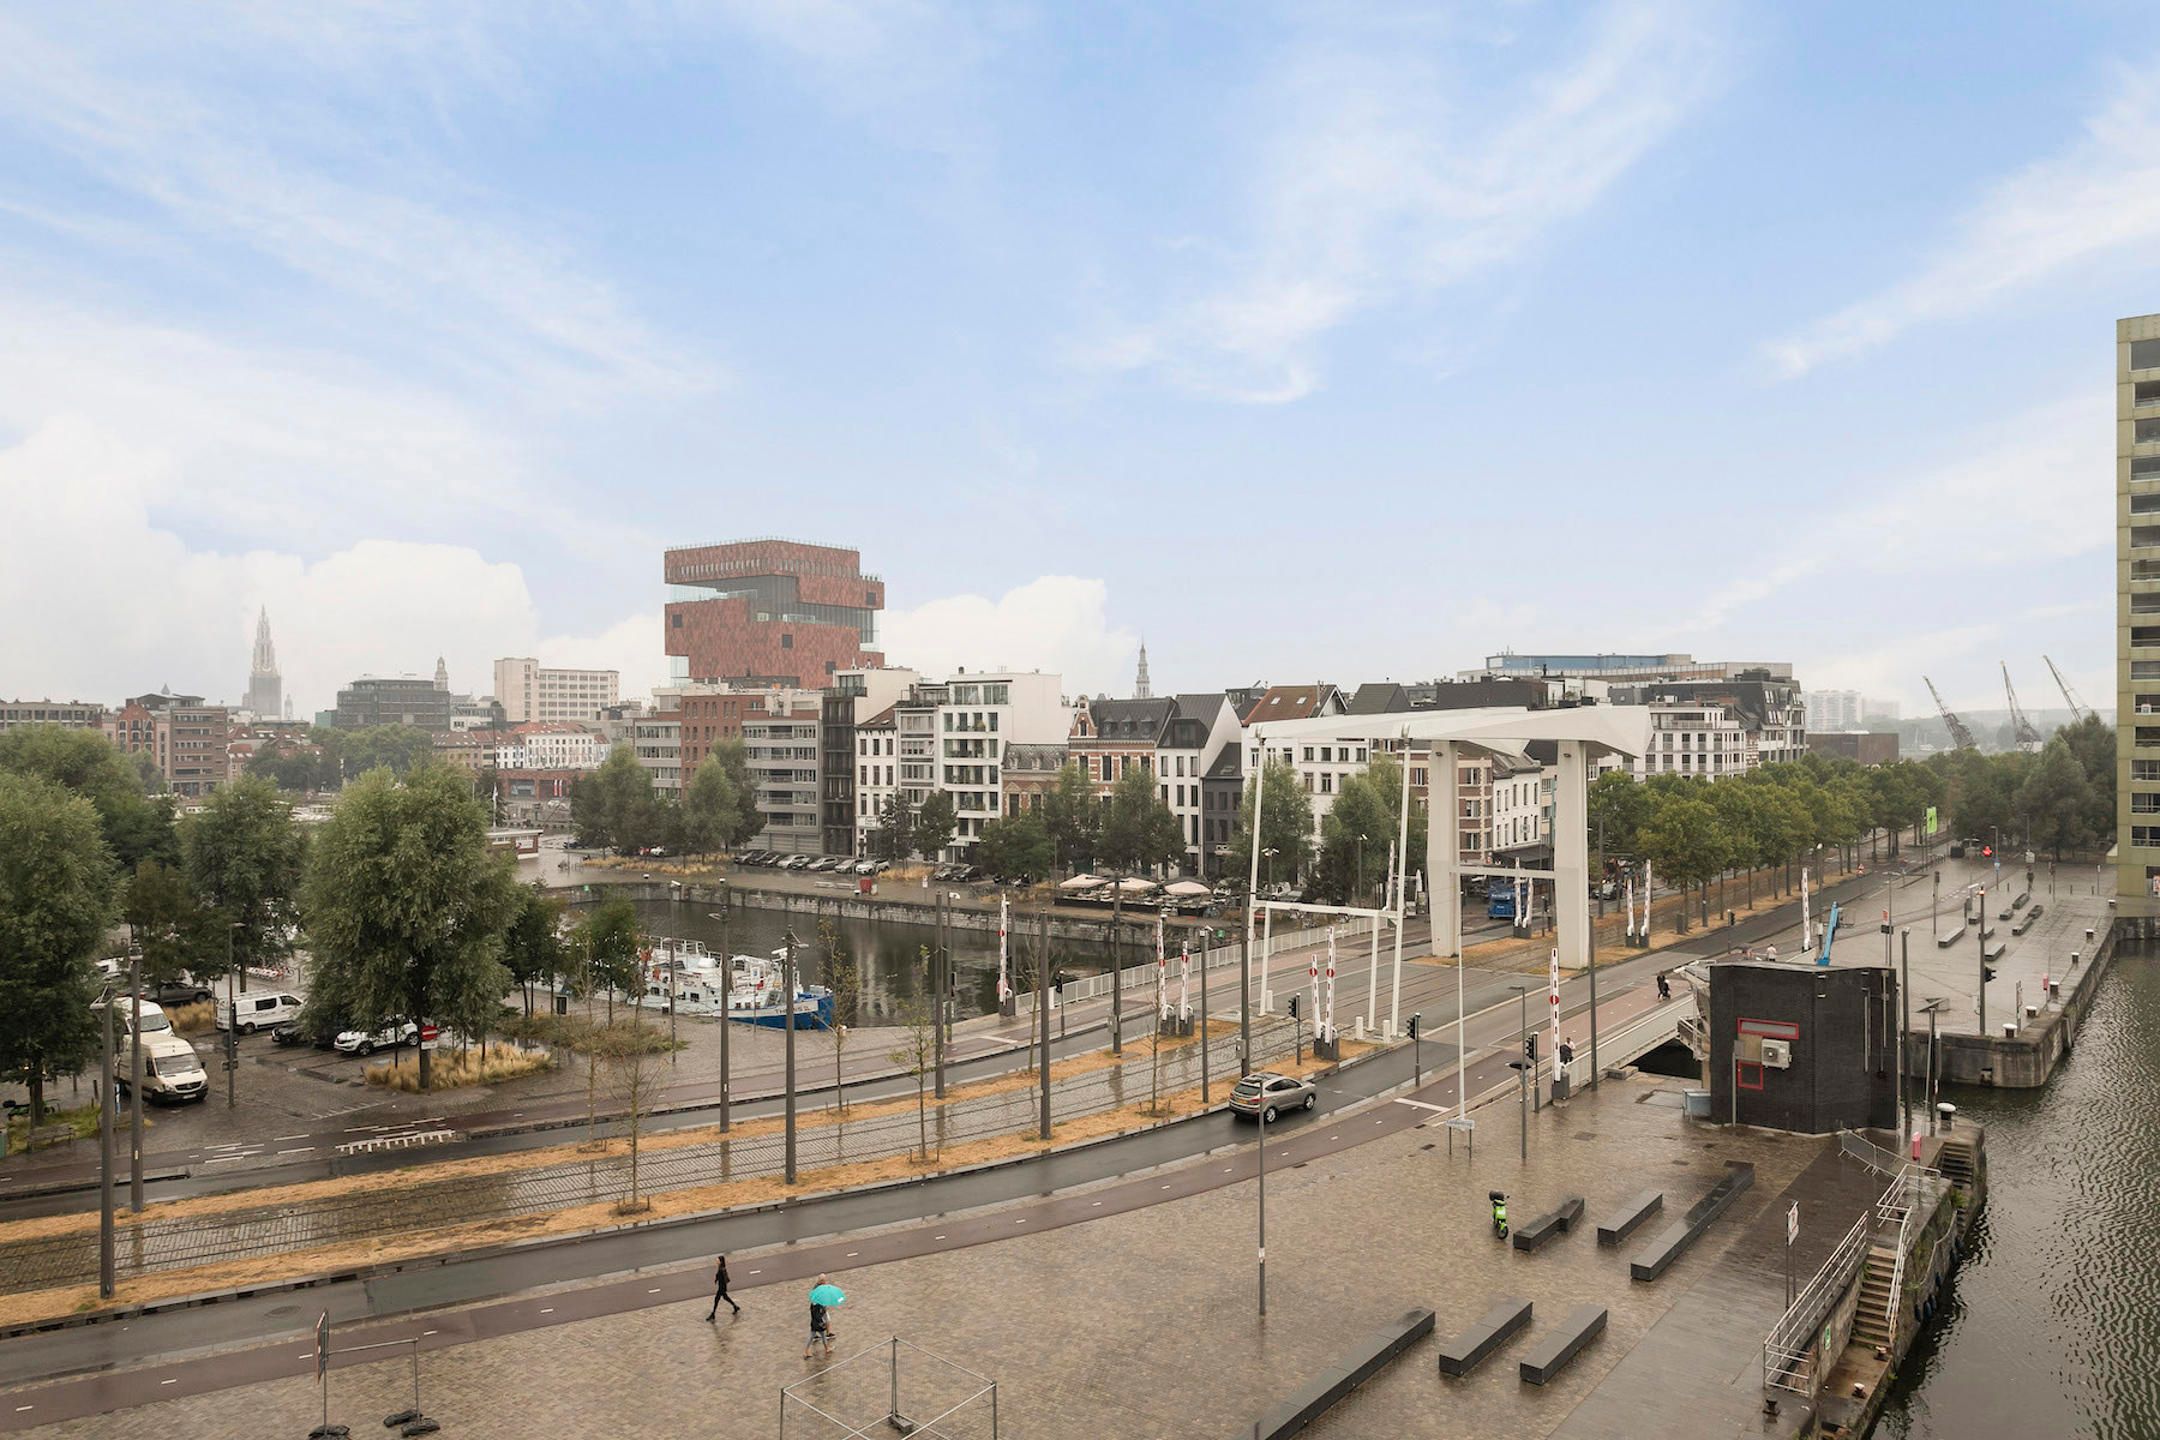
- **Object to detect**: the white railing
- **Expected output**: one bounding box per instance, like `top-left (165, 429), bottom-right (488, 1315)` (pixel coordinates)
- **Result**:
top-left (1763, 1208), bottom-right (1870, 1396)
top-left (1838, 1129), bottom-right (1907, 1175)
top-left (1557, 997), bottom-right (1695, 1088)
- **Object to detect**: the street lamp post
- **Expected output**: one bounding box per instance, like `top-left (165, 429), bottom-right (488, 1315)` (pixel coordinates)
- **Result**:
top-left (98, 996), bottom-right (114, 1300)
top-left (783, 930), bottom-right (798, 1185)
top-left (224, 921), bottom-right (241, 1108)
top-left (126, 930), bottom-right (143, 1213)
top-left (1510, 983), bottom-right (1529, 1160)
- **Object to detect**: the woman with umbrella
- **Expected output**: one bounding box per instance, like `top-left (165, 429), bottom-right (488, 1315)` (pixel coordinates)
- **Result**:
top-left (804, 1276), bottom-right (846, 1359)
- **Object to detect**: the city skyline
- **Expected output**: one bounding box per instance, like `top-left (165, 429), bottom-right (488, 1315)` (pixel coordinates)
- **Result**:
top-left (0, 6), bottom-right (2141, 714)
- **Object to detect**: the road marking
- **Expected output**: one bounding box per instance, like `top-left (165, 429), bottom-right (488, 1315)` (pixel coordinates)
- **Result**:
top-left (1014, 1218), bottom-right (1026, 1225)
top-left (1160, 1184), bottom-right (1171, 1190)
top-left (160, 1378), bottom-right (177, 1386)
top-left (1393, 1098), bottom-right (1450, 1114)
top-left (1091, 1201), bottom-right (1102, 1207)
top-left (539, 1308), bottom-right (554, 1314)
top-left (277, 1146), bottom-right (314, 1155)
top-left (201, 1155), bottom-right (249, 1165)
top-left (748, 1269), bottom-right (761, 1275)
top-left (647, 1288), bottom-right (661, 1294)
top-left (273, 1134), bottom-right (309, 1142)
top-left (15, 1404), bottom-right (33, 1411)
top-left (845, 1252), bottom-right (858, 1258)
top-left (423, 1330), bottom-right (438, 1336)
top-left (933, 1235), bottom-right (945, 1241)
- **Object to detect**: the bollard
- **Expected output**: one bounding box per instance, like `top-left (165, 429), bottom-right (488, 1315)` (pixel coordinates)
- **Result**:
top-left (2002, 1021), bottom-right (2016, 1038)
top-left (2070, 951), bottom-right (2080, 968)
top-left (2049, 980), bottom-right (2061, 1001)
top-left (1937, 1102), bottom-right (1956, 1132)
top-left (2025, 1005), bottom-right (2038, 1020)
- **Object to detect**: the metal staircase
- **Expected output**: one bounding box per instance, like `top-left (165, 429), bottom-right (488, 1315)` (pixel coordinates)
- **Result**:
top-left (1852, 1244), bottom-right (1900, 1348)
top-left (1935, 1136), bottom-right (1978, 1189)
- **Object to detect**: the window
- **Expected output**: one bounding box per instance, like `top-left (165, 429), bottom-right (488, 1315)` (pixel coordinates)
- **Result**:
top-left (781, 633), bottom-right (793, 650)
top-left (2134, 339), bottom-right (2160, 371)
top-left (2134, 793), bottom-right (2160, 814)
top-left (2139, 418), bottom-right (2160, 444)
top-left (671, 613), bottom-right (683, 628)
top-left (2134, 826), bottom-right (2160, 848)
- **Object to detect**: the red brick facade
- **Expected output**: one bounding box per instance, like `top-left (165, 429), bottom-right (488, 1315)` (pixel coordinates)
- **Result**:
top-left (664, 540), bottom-right (885, 687)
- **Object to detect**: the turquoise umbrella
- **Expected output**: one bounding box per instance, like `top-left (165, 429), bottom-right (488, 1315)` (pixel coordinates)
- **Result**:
top-left (809, 1283), bottom-right (846, 1308)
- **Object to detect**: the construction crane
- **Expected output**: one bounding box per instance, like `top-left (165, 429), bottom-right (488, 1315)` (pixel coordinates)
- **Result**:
top-left (2044, 655), bottom-right (2089, 723)
top-left (1924, 675), bottom-right (1977, 751)
top-left (2002, 662), bottom-right (2043, 752)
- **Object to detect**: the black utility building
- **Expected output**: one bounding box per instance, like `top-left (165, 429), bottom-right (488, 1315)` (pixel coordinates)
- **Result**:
top-left (1707, 958), bottom-right (1899, 1134)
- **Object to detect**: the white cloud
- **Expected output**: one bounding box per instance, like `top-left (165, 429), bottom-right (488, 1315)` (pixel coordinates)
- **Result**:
top-left (1766, 61), bottom-right (2160, 378)
top-left (1082, 1), bottom-right (1724, 402)
top-left (882, 577), bottom-right (1137, 698)
top-left (0, 418), bottom-right (662, 717)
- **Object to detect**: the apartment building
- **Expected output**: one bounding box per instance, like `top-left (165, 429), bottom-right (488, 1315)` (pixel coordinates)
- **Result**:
top-left (2118, 312), bottom-right (2160, 914)
top-left (743, 688), bottom-right (824, 855)
top-left (1068, 697), bottom-right (1174, 793)
top-left (502, 722), bottom-right (606, 772)
top-left (1157, 693), bottom-right (1242, 876)
top-left (1615, 676), bottom-right (1807, 779)
top-left (333, 676), bottom-right (453, 731)
top-left (999, 743), bottom-right (1068, 818)
top-left (664, 539), bottom-right (884, 688)
top-left (631, 714), bottom-right (682, 796)
top-left (821, 668), bottom-right (918, 857)
top-left (493, 658), bottom-right (621, 724)
top-left (855, 705), bottom-right (899, 851)
top-left (105, 692), bottom-right (232, 796)
top-left (937, 672), bottom-right (1070, 859)
top-left (1, 699), bottom-right (106, 733)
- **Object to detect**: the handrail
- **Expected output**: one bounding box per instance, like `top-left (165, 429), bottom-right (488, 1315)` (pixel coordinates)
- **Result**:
top-left (1838, 1129), bottom-right (1907, 1175)
top-left (1763, 1209), bottom-right (1870, 1395)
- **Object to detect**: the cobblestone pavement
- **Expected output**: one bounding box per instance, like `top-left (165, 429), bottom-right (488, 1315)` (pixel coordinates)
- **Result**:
top-left (17, 1069), bottom-right (1828, 1439)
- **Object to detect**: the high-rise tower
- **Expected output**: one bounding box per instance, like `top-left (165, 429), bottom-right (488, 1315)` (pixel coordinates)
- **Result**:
top-left (244, 607), bottom-right (282, 718)
top-left (2119, 312), bottom-right (2160, 916)
top-left (663, 540), bottom-right (883, 687)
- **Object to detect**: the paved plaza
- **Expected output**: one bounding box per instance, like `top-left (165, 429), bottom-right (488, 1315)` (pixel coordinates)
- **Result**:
top-left (16, 1061), bottom-right (1850, 1439)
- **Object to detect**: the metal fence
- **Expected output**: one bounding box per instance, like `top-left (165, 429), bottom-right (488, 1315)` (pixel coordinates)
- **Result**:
top-left (0, 1016), bottom-right (1297, 1294)
top-left (781, 1338), bottom-right (997, 1439)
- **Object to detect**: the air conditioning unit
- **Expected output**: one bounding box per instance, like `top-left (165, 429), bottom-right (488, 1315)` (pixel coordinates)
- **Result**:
top-left (1759, 1038), bottom-right (1792, 1070)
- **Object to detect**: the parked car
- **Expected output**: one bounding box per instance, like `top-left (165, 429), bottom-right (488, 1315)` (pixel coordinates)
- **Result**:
top-left (781, 855), bottom-right (812, 870)
top-left (216, 991), bottom-right (306, 1034)
top-left (136, 977), bottom-right (216, 1007)
top-left (851, 859), bottom-right (878, 875)
top-left (334, 1021), bottom-right (421, 1055)
top-left (272, 1017), bottom-right (337, 1048)
top-left (1228, 1072), bottom-right (1317, 1123)
top-left (806, 856), bottom-right (839, 873)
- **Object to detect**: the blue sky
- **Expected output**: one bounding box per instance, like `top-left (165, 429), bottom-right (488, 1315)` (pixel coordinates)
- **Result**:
top-left (0, 2), bottom-right (2143, 718)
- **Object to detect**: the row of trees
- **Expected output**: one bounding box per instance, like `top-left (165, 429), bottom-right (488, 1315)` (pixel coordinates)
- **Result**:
top-left (245, 723), bottom-right (439, 793)
top-left (571, 742), bottom-right (762, 856)
top-left (0, 729), bottom-right (308, 1122)
top-left (885, 764), bottom-right (1190, 881)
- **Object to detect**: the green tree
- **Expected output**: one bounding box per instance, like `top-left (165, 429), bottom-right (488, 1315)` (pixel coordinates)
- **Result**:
top-left (572, 746), bottom-right (659, 853)
top-left (181, 775), bottom-right (305, 981)
top-left (337, 724), bottom-right (436, 780)
top-left (975, 812), bottom-right (1054, 883)
top-left (1040, 762), bottom-right (1099, 873)
top-left (2056, 715), bottom-right (2116, 841)
top-left (1638, 794), bottom-right (1726, 933)
top-left (888, 980), bottom-right (939, 1164)
top-left (122, 859), bottom-right (217, 990)
top-left (868, 794), bottom-right (914, 863)
top-left (579, 893), bottom-right (646, 1022)
top-left (707, 739), bottom-right (763, 847)
top-left (1588, 770), bottom-right (1652, 860)
top-left (2016, 737), bottom-right (2097, 861)
top-left (0, 724), bottom-right (175, 869)
top-left (1314, 756), bottom-right (1428, 905)
top-left (818, 921), bottom-right (861, 1129)
top-left (679, 752), bottom-right (747, 858)
top-left (914, 791), bottom-right (958, 862)
top-left (1098, 765), bottom-right (1184, 876)
top-left (502, 883), bottom-right (568, 1016)
top-left (0, 773), bottom-right (113, 1124)
top-left (300, 766), bottom-right (519, 1089)
top-left (1228, 758), bottom-right (1314, 889)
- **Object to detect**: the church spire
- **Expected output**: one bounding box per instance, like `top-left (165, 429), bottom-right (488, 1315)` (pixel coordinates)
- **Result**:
top-left (245, 607), bottom-right (284, 719)
top-left (1134, 640), bottom-right (1152, 700)
top-left (434, 655), bottom-right (450, 691)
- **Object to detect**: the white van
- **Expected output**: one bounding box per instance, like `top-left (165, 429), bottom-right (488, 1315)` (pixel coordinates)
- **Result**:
top-left (216, 991), bottom-right (306, 1034)
top-left (113, 1032), bottom-right (208, 1105)
top-left (95, 997), bottom-right (176, 1042)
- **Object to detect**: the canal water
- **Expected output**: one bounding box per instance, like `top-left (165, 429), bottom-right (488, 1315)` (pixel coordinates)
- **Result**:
top-left (625, 898), bottom-right (1115, 1028)
top-left (1879, 948), bottom-right (2160, 1439)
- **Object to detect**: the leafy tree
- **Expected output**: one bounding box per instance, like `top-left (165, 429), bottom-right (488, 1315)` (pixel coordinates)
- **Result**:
top-left (572, 746), bottom-right (660, 853)
top-left (1040, 762), bottom-right (1100, 873)
top-left (868, 794), bottom-right (914, 863)
top-left (337, 724), bottom-right (436, 781)
top-left (707, 739), bottom-right (763, 847)
top-left (679, 752), bottom-right (748, 857)
top-left (1588, 770), bottom-right (1652, 859)
top-left (502, 883), bottom-right (568, 1016)
top-left (2056, 715), bottom-right (2116, 840)
top-left (0, 724), bottom-right (176, 869)
top-left (888, 979), bottom-right (940, 1165)
top-left (0, 773), bottom-right (113, 1124)
top-left (975, 812), bottom-right (1054, 883)
top-left (1098, 765), bottom-right (1184, 876)
top-left (1637, 795), bottom-right (1726, 933)
top-left (122, 860), bottom-right (217, 989)
top-left (818, 921), bottom-right (861, 1131)
top-left (1227, 758), bottom-right (1314, 889)
top-left (2016, 737), bottom-right (2097, 861)
top-left (578, 893), bottom-right (647, 1023)
top-left (1314, 755), bottom-right (1428, 905)
top-left (914, 790), bottom-right (958, 862)
top-left (180, 775), bottom-right (305, 981)
top-left (300, 766), bottom-right (519, 1089)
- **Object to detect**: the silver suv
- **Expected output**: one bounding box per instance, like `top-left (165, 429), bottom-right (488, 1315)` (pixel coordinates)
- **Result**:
top-left (1229, 1072), bottom-right (1316, 1123)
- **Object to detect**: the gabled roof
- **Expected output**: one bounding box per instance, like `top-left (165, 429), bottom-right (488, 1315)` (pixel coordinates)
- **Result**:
top-left (1239, 684), bottom-right (1338, 725)
top-left (1083, 698), bottom-right (1175, 741)
top-left (1171, 691), bottom-right (1234, 721)
top-left (1346, 682), bottom-right (1410, 715)
top-left (858, 704), bottom-right (898, 729)
top-left (1204, 746), bottom-right (1243, 780)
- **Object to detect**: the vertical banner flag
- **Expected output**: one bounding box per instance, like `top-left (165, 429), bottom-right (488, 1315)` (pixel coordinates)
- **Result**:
top-left (1308, 944), bottom-right (1320, 1038)
top-left (997, 893), bottom-right (1011, 1004)
top-left (1322, 929), bottom-right (1338, 1043)
top-left (1801, 867), bottom-right (1812, 951)
top-left (1156, 912), bottom-right (1169, 1020)
top-left (1178, 940), bottom-right (1192, 1023)
top-left (1547, 946), bottom-right (1562, 1070)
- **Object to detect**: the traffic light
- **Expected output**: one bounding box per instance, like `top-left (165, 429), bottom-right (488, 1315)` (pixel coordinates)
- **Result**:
top-left (1287, 995), bottom-right (1301, 1020)
top-left (1983, 845), bottom-right (1993, 858)
top-left (1407, 1013), bottom-right (1422, 1040)
top-left (1523, 1033), bottom-right (1538, 1063)
top-left (1983, 965), bottom-right (1997, 984)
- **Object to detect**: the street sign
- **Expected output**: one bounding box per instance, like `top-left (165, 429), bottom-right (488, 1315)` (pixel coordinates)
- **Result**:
top-left (1787, 1201), bottom-right (1799, 1245)
top-left (316, 1311), bottom-right (329, 1379)
top-left (419, 1025), bottom-right (440, 1052)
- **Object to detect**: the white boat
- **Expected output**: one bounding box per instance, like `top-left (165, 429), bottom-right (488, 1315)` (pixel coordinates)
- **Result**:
top-left (640, 943), bottom-right (833, 1027)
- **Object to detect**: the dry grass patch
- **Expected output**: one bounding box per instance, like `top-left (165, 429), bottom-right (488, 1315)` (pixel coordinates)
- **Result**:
top-left (165, 1000), bottom-right (215, 1035)
top-left (365, 1045), bottom-right (554, 1091)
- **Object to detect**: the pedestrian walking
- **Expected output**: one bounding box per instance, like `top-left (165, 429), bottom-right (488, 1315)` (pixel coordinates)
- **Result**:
top-left (804, 1274), bottom-right (846, 1359)
top-left (1656, 971), bottom-right (1671, 1001)
top-left (704, 1254), bottom-right (740, 1321)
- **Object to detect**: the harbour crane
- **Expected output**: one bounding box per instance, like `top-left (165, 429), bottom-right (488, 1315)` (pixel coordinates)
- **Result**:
top-left (2002, 662), bottom-right (2042, 752)
top-left (2044, 655), bottom-right (2089, 723)
top-left (1924, 675), bottom-right (1977, 751)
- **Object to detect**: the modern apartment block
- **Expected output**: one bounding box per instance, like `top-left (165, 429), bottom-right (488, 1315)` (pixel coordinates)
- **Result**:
top-left (106, 692), bottom-right (232, 796)
top-left (0, 698), bottom-right (107, 733)
top-left (493, 658), bottom-right (621, 724)
top-left (1463, 653), bottom-right (1793, 684)
top-left (1614, 676), bottom-right (1807, 779)
top-left (855, 672), bottom-right (1070, 861)
top-left (743, 687), bottom-right (825, 855)
top-left (333, 675), bottom-right (454, 730)
top-left (631, 713), bottom-right (682, 796)
top-left (664, 539), bottom-right (884, 688)
top-left (2117, 312), bottom-right (2160, 916)
top-left (820, 668), bottom-right (918, 856)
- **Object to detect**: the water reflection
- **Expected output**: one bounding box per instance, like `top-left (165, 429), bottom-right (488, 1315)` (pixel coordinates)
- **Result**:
top-left (627, 898), bottom-right (1116, 1026)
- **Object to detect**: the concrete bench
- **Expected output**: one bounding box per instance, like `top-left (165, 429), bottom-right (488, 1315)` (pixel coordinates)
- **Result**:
top-left (1436, 1297), bottom-right (1532, 1378)
top-left (1983, 942), bottom-right (2007, 964)
top-left (1631, 1162), bottom-right (1755, 1282)
top-left (1244, 1307), bottom-right (1435, 1440)
top-left (2012, 891), bottom-right (2031, 912)
top-left (2012, 908), bottom-right (2041, 937)
top-left (1517, 1305), bottom-right (1607, 1386)
top-left (1511, 1195), bottom-right (1585, 1252)
top-left (1936, 918), bottom-right (1966, 948)
top-left (1597, 1189), bottom-right (1664, 1246)
top-left (27, 1124), bottom-right (76, 1150)
top-left (1977, 922), bottom-right (1997, 941)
